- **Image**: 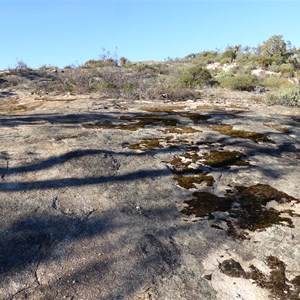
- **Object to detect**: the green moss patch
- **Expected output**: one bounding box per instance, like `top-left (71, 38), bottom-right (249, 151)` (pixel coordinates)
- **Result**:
top-left (219, 255), bottom-right (300, 300)
top-left (128, 139), bottom-right (163, 151)
top-left (220, 256), bottom-right (300, 300)
top-left (234, 184), bottom-right (296, 231)
top-left (201, 150), bottom-right (251, 168)
top-left (182, 152), bottom-right (200, 163)
top-left (263, 122), bottom-right (291, 134)
top-left (164, 157), bottom-right (192, 171)
top-left (166, 149), bottom-right (251, 172)
top-left (210, 124), bottom-right (274, 143)
top-left (83, 114), bottom-right (179, 131)
top-left (181, 192), bottom-right (232, 218)
top-left (181, 184), bottom-right (298, 235)
top-left (83, 111), bottom-right (211, 131)
top-left (161, 126), bottom-right (201, 134)
top-left (219, 259), bottom-right (247, 278)
top-left (173, 173), bottom-right (214, 189)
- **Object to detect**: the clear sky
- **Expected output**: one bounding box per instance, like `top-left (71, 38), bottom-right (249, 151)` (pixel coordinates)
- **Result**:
top-left (1, 0), bottom-right (299, 70)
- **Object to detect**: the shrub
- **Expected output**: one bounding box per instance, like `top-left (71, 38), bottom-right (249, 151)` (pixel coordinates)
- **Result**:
top-left (267, 63), bottom-right (281, 73)
top-left (134, 63), bottom-right (170, 75)
top-left (119, 56), bottom-right (128, 67)
top-left (137, 84), bottom-right (199, 101)
top-left (269, 86), bottom-right (300, 107)
top-left (180, 65), bottom-right (212, 88)
top-left (262, 77), bottom-right (294, 90)
top-left (83, 59), bottom-right (117, 68)
top-left (190, 51), bottom-right (220, 65)
top-left (219, 74), bottom-right (259, 91)
top-left (102, 82), bottom-right (118, 90)
top-left (280, 63), bottom-right (295, 78)
top-left (258, 56), bottom-right (274, 69)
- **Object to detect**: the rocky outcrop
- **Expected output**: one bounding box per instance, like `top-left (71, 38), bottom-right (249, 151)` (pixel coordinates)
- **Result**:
top-left (0, 92), bottom-right (299, 299)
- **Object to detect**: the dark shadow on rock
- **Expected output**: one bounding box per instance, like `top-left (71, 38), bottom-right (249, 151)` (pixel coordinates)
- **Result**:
top-left (0, 112), bottom-right (117, 127)
top-left (0, 168), bottom-right (172, 192)
top-left (212, 135), bottom-right (300, 179)
top-left (0, 91), bottom-right (16, 98)
top-left (0, 148), bottom-right (180, 177)
top-left (0, 204), bottom-right (186, 299)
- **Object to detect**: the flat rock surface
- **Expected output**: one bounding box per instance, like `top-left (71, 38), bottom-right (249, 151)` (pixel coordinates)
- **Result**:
top-left (0, 92), bottom-right (300, 300)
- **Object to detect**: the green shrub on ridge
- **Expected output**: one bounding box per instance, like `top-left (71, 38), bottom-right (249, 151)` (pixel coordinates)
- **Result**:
top-left (180, 65), bottom-right (212, 88)
top-left (219, 74), bottom-right (259, 91)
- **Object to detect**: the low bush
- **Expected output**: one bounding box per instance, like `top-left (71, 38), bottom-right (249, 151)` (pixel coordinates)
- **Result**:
top-left (261, 77), bottom-right (294, 90)
top-left (140, 85), bottom-right (199, 101)
top-left (134, 63), bottom-right (170, 75)
top-left (268, 86), bottom-right (300, 107)
top-left (83, 59), bottom-right (117, 68)
top-left (190, 51), bottom-right (220, 65)
top-left (180, 65), bottom-right (212, 88)
top-left (280, 63), bottom-right (295, 78)
top-left (267, 63), bottom-right (282, 73)
top-left (219, 74), bottom-right (259, 91)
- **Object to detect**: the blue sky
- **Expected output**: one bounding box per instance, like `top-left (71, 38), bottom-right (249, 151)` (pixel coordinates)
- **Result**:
top-left (1, 0), bottom-right (299, 70)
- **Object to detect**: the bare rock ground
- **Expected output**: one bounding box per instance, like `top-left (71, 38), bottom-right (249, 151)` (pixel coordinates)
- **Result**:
top-left (0, 90), bottom-right (300, 300)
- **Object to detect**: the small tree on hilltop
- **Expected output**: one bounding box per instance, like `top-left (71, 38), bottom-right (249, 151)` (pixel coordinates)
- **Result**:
top-left (120, 56), bottom-right (128, 67)
top-left (258, 35), bottom-right (292, 63)
top-left (222, 45), bottom-right (241, 63)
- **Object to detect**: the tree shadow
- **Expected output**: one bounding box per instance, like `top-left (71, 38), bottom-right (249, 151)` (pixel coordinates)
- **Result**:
top-left (1, 107), bottom-right (299, 298)
top-left (0, 91), bottom-right (17, 98)
top-left (0, 202), bottom-right (195, 299)
top-left (0, 112), bottom-right (117, 127)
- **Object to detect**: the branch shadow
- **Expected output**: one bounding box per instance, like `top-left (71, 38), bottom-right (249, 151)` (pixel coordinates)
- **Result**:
top-left (0, 203), bottom-right (193, 299)
top-left (0, 108), bottom-right (299, 298)
top-left (0, 91), bottom-right (17, 98)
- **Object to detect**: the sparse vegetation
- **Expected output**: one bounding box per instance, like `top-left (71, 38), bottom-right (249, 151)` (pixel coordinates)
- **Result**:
top-left (268, 86), bottom-right (300, 107)
top-left (1, 34), bottom-right (299, 107)
top-left (219, 74), bottom-right (259, 91)
top-left (180, 65), bottom-right (212, 88)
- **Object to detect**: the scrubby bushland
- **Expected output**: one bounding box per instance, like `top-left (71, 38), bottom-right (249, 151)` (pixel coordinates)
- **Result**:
top-left (268, 86), bottom-right (300, 107)
top-left (26, 64), bottom-right (198, 101)
top-left (180, 65), bottom-right (212, 88)
top-left (83, 59), bottom-right (117, 68)
top-left (185, 51), bottom-right (220, 65)
top-left (261, 77), bottom-right (294, 90)
top-left (218, 74), bottom-right (259, 91)
top-left (1, 34), bottom-right (299, 106)
top-left (133, 62), bottom-right (172, 75)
